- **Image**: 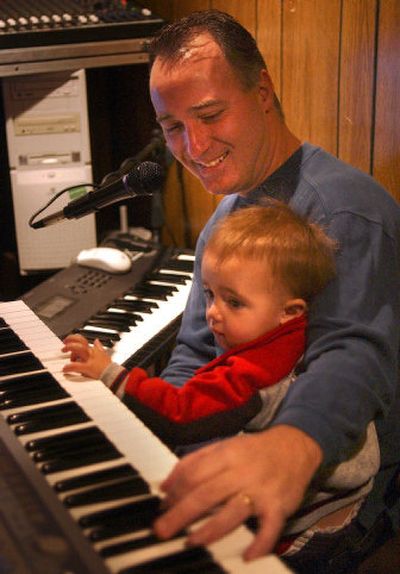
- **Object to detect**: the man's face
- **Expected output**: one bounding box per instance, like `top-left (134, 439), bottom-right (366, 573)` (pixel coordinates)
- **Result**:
top-left (150, 34), bottom-right (276, 196)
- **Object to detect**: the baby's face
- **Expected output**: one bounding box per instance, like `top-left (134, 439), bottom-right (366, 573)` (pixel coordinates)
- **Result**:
top-left (202, 252), bottom-right (289, 350)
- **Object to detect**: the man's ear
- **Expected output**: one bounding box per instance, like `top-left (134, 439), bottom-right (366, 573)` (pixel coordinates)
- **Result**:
top-left (280, 298), bottom-right (307, 324)
top-left (258, 69), bottom-right (275, 110)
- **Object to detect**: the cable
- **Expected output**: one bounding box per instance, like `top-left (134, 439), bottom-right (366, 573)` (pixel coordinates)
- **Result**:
top-left (28, 183), bottom-right (96, 229)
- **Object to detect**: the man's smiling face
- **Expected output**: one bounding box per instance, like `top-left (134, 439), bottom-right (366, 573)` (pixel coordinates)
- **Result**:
top-left (150, 33), bottom-right (275, 197)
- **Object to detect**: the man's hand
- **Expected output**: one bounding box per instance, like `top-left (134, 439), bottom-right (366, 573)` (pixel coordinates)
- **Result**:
top-left (154, 425), bottom-right (322, 560)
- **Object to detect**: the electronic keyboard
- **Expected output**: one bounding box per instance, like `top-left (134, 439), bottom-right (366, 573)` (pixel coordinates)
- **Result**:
top-left (23, 241), bottom-right (195, 371)
top-left (0, 300), bottom-right (291, 573)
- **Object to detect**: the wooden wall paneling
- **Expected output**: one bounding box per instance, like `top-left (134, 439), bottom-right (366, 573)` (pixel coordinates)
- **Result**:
top-left (338, 0), bottom-right (377, 175)
top-left (161, 163), bottom-right (186, 247)
top-left (172, 0), bottom-right (211, 20)
top-left (145, 1), bottom-right (174, 22)
top-left (257, 0), bottom-right (283, 102)
top-left (211, 0), bottom-right (256, 34)
top-left (281, 0), bottom-right (341, 154)
top-left (373, 0), bottom-right (400, 202)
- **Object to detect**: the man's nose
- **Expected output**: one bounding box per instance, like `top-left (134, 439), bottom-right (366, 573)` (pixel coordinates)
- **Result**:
top-left (184, 123), bottom-right (210, 159)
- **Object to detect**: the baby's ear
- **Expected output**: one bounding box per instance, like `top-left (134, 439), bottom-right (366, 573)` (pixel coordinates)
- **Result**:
top-left (280, 298), bottom-right (307, 324)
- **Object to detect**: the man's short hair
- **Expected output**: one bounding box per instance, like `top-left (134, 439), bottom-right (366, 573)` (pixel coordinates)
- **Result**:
top-left (148, 9), bottom-right (284, 117)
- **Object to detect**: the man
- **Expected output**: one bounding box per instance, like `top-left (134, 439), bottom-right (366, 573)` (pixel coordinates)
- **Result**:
top-left (146, 9), bottom-right (400, 573)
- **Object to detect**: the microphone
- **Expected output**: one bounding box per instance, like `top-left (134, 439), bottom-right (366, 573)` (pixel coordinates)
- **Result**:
top-left (31, 161), bottom-right (164, 229)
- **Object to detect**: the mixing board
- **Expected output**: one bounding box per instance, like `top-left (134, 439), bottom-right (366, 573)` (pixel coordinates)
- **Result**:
top-left (0, 1), bottom-right (163, 49)
top-left (0, 1), bottom-right (164, 76)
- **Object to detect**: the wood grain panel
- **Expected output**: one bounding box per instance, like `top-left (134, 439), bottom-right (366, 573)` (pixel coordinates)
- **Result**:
top-left (144, 1), bottom-right (173, 21)
top-left (211, 0), bottom-right (256, 34)
top-left (172, 0), bottom-right (211, 20)
top-left (339, 0), bottom-right (377, 174)
top-left (257, 0), bottom-right (283, 101)
top-left (373, 0), bottom-right (400, 201)
top-left (281, 0), bottom-right (341, 153)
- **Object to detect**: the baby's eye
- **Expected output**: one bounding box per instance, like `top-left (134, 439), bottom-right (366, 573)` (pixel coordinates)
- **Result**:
top-left (203, 287), bottom-right (214, 302)
top-left (227, 298), bottom-right (243, 309)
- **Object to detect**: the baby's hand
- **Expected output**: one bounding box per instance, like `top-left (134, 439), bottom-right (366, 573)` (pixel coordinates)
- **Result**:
top-left (62, 334), bottom-right (111, 379)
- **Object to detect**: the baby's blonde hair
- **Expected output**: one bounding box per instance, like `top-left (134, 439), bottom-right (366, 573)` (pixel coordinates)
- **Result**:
top-left (204, 202), bottom-right (336, 302)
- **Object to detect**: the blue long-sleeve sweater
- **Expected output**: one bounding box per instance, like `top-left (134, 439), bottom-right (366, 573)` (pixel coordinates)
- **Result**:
top-left (160, 142), bottom-right (400, 531)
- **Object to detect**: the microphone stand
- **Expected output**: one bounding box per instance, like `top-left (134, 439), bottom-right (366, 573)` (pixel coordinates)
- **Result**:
top-left (120, 129), bottom-right (166, 243)
top-left (117, 130), bottom-right (166, 239)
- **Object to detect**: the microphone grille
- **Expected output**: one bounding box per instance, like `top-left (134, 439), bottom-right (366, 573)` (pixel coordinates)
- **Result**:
top-left (126, 161), bottom-right (164, 194)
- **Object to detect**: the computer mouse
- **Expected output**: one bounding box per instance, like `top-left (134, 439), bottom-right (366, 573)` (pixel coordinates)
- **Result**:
top-left (76, 247), bottom-right (132, 274)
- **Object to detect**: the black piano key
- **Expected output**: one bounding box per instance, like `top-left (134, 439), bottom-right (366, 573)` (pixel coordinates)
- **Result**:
top-left (86, 319), bottom-right (131, 332)
top-left (118, 546), bottom-right (227, 574)
top-left (73, 329), bottom-right (119, 344)
top-left (79, 495), bottom-right (160, 535)
top-left (0, 352), bottom-right (44, 376)
top-left (90, 337), bottom-right (115, 348)
top-left (113, 299), bottom-right (158, 312)
top-left (14, 410), bottom-right (90, 436)
top-left (1, 383), bottom-right (63, 404)
top-left (0, 318), bottom-right (8, 327)
top-left (8, 400), bottom-right (84, 425)
top-left (129, 290), bottom-right (169, 302)
top-left (133, 283), bottom-right (178, 296)
top-left (32, 433), bottom-right (112, 462)
top-left (54, 463), bottom-right (138, 493)
top-left (0, 386), bottom-right (69, 409)
top-left (162, 259), bottom-right (195, 273)
top-left (137, 281), bottom-right (178, 293)
top-left (106, 310), bottom-right (144, 323)
top-left (0, 370), bottom-right (60, 392)
top-left (100, 532), bottom-right (183, 558)
top-left (66, 331), bottom-right (114, 347)
top-left (90, 312), bottom-right (134, 324)
top-left (146, 272), bottom-right (191, 285)
top-left (0, 328), bottom-right (28, 353)
top-left (41, 444), bottom-right (122, 474)
top-left (93, 311), bottom-right (142, 325)
top-left (63, 476), bottom-right (150, 507)
top-left (80, 495), bottom-right (161, 528)
top-left (25, 425), bottom-right (101, 452)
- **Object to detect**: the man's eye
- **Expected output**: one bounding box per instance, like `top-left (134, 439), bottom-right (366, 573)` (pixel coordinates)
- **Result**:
top-left (202, 111), bottom-right (222, 123)
top-left (164, 123), bottom-right (182, 134)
